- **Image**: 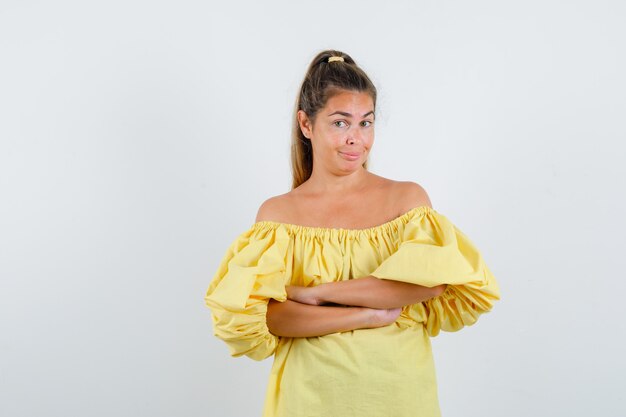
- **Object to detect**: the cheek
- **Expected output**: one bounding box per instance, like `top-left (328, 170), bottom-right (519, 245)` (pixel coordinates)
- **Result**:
top-left (363, 133), bottom-right (374, 149)
top-left (326, 134), bottom-right (345, 148)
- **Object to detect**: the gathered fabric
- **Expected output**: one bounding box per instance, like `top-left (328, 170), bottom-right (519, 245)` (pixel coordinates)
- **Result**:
top-left (205, 206), bottom-right (501, 417)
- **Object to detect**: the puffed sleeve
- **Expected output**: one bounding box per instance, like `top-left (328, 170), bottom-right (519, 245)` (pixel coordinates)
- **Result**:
top-left (370, 208), bottom-right (500, 337)
top-left (204, 224), bottom-right (293, 360)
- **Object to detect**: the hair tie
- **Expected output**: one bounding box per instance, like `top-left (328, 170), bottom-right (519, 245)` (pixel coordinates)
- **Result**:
top-left (328, 56), bottom-right (344, 63)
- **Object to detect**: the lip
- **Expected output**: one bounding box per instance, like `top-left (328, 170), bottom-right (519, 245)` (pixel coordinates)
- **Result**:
top-left (339, 151), bottom-right (361, 161)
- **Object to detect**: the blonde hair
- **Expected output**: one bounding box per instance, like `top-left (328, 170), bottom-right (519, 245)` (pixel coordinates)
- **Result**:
top-left (290, 49), bottom-right (378, 190)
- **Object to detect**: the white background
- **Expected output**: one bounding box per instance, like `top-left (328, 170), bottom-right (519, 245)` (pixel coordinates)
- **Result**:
top-left (1, 1), bottom-right (625, 416)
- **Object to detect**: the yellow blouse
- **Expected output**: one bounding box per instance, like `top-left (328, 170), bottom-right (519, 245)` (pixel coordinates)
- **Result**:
top-left (204, 206), bottom-right (501, 417)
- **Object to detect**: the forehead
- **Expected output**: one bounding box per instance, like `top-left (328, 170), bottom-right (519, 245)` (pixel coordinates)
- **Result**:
top-left (324, 90), bottom-right (374, 112)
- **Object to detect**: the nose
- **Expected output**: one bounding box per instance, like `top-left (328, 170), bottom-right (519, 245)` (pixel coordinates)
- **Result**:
top-left (346, 126), bottom-right (362, 145)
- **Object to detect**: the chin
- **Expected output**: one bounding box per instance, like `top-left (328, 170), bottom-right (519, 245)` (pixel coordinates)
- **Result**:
top-left (339, 162), bottom-right (364, 173)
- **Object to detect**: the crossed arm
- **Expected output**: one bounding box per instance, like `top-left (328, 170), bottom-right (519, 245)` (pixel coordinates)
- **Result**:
top-left (266, 276), bottom-right (448, 338)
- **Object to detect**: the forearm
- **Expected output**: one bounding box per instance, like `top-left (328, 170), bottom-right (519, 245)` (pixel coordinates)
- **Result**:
top-left (317, 276), bottom-right (447, 309)
top-left (266, 299), bottom-right (373, 338)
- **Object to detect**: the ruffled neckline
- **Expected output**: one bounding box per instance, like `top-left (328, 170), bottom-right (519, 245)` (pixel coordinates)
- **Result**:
top-left (252, 205), bottom-right (434, 237)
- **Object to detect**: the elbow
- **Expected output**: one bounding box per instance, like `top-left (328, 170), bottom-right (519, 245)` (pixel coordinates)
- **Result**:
top-left (266, 298), bottom-right (281, 336)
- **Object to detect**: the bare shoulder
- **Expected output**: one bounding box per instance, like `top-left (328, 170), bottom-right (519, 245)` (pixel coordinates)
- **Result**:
top-left (254, 193), bottom-right (293, 223)
top-left (365, 173), bottom-right (432, 213)
top-left (392, 180), bottom-right (433, 211)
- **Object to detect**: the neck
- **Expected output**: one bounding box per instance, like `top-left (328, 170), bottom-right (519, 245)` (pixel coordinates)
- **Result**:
top-left (304, 166), bottom-right (369, 195)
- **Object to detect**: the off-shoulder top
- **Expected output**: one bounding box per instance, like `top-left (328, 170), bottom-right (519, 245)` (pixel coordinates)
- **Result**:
top-left (204, 206), bottom-right (501, 417)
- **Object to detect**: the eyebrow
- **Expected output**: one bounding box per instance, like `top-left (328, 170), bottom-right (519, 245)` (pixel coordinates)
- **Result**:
top-left (327, 110), bottom-right (375, 118)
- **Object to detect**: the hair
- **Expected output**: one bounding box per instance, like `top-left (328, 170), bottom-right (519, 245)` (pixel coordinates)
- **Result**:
top-left (290, 49), bottom-right (378, 190)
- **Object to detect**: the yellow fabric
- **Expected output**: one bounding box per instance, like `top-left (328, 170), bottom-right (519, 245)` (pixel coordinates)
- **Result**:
top-left (204, 206), bottom-right (500, 417)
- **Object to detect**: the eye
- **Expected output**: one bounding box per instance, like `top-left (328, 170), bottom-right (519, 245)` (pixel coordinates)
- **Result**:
top-left (333, 120), bottom-right (347, 128)
top-left (361, 120), bottom-right (373, 127)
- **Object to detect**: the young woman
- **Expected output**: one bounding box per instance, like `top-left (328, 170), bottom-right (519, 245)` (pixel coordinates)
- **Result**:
top-left (204, 49), bottom-right (501, 417)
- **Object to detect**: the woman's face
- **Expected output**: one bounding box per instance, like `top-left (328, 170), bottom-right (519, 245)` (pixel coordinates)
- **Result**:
top-left (298, 89), bottom-right (375, 174)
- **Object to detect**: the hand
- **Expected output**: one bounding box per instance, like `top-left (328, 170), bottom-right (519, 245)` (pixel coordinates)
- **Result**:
top-left (367, 307), bottom-right (402, 328)
top-left (432, 283), bottom-right (448, 297)
top-left (286, 285), bottom-right (322, 306)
